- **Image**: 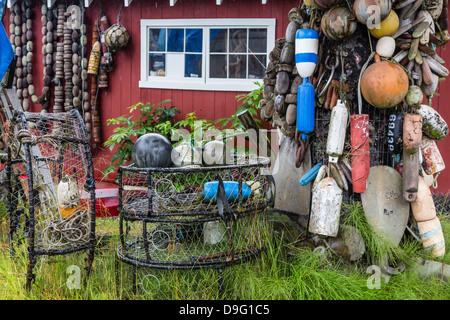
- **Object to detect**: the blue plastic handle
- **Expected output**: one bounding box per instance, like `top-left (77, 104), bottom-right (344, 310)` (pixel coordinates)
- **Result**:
top-left (299, 162), bottom-right (323, 186)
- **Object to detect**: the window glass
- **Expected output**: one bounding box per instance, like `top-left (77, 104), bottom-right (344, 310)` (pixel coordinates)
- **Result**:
top-left (229, 55), bottom-right (247, 79)
top-left (229, 29), bottom-right (247, 53)
top-left (186, 29), bottom-right (203, 53)
top-left (149, 28), bottom-right (166, 52)
top-left (248, 55), bottom-right (266, 79)
top-left (210, 29), bottom-right (227, 53)
top-left (149, 53), bottom-right (166, 77)
top-left (249, 28), bottom-right (267, 53)
top-left (185, 54), bottom-right (202, 78)
top-left (168, 28), bottom-right (184, 52)
top-left (210, 54), bottom-right (227, 78)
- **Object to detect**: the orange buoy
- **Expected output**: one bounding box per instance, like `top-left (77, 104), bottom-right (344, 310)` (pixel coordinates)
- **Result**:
top-left (360, 54), bottom-right (409, 108)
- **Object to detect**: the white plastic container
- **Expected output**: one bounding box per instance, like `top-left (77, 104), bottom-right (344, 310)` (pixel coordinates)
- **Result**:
top-left (309, 177), bottom-right (343, 237)
top-left (326, 100), bottom-right (348, 163)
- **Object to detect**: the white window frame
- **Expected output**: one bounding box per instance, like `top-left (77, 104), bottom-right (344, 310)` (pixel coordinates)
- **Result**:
top-left (139, 18), bottom-right (276, 91)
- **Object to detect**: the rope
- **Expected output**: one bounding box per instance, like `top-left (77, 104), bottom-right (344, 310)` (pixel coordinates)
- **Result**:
top-left (357, 51), bottom-right (376, 114)
top-left (40, 209), bottom-right (90, 248)
top-left (16, 129), bottom-right (61, 149)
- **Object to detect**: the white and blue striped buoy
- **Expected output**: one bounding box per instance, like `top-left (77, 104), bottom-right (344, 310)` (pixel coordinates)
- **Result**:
top-left (295, 29), bottom-right (319, 139)
top-left (295, 29), bottom-right (319, 78)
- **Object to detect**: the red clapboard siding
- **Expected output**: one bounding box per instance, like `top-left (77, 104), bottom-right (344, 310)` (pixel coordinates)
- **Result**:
top-left (79, 0), bottom-right (299, 181)
top-left (7, 0), bottom-right (450, 195)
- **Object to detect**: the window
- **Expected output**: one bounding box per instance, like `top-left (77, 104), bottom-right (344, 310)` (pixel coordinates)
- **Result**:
top-left (140, 19), bottom-right (276, 91)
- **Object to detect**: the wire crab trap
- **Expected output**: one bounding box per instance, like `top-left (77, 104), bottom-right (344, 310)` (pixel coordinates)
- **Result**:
top-left (5, 109), bottom-right (96, 289)
top-left (116, 156), bottom-right (274, 295)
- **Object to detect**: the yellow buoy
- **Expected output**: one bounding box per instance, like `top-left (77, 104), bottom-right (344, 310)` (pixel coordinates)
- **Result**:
top-left (304, 0), bottom-right (312, 6)
top-left (369, 10), bottom-right (399, 39)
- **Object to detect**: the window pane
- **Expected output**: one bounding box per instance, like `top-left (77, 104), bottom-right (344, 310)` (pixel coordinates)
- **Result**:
top-left (249, 28), bottom-right (267, 53)
top-left (229, 55), bottom-right (246, 78)
top-left (186, 29), bottom-right (203, 53)
top-left (248, 54), bottom-right (266, 79)
top-left (149, 53), bottom-right (166, 76)
top-left (168, 28), bottom-right (184, 52)
top-left (210, 54), bottom-right (227, 78)
top-left (149, 28), bottom-right (166, 52)
top-left (185, 54), bottom-right (202, 77)
top-left (210, 29), bottom-right (227, 53)
top-left (229, 29), bottom-right (247, 53)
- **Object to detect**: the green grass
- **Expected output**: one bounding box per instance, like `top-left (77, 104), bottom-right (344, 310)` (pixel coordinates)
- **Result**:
top-left (0, 201), bottom-right (449, 300)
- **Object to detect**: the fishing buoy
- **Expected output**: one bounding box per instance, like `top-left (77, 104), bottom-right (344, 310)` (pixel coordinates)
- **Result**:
top-left (369, 10), bottom-right (399, 38)
top-left (326, 100), bottom-right (348, 163)
top-left (375, 36), bottom-right (396, 58)
top-left (309, 177), bottom-right (343, 237)
top-left (312, 164), bottom-right (328, 188)
top-left (411, 176), bottom-right (437, 222)
top-left (403, 113), bottom-right (423, 152)
top-left (387, 112), bottom-right (403, 156)
top-left (402, 113), bottom-right (423, 202)
top-left (417, 217), bottom-right (446, 258)
top-left (350, 114), bottom-right (370, 193)
top-left (402, 147), bottom-right (421, 203)
top-left (295, 29), bottom-right (318, 140)
top-left (203, 181), bottom-right (252, 202)
top-left (415, 104), bottom-right (449, 141)
top-left (420, 135), bottom-right (445, 177)
top-left (360, 54), bottom-right (409, 108)
top-left (57, 175), bottom-right (81, 218)
top-left (203, 220), bottom-right (226, 245)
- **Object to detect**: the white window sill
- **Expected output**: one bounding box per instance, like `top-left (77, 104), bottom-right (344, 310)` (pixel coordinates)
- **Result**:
top-left (139, 79), bottom-right (263, 92)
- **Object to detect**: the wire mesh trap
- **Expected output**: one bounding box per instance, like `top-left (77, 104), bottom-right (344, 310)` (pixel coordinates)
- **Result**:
top-left (116, 156), bottom-right (274, 293)
top-left (5, 109), bottom-right (96, 289)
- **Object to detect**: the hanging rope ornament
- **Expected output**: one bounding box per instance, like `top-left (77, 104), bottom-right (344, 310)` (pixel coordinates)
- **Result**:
top-left (88, 41), bottom-right (101, 75)
top-left (104, 5), bottom-right (129, 52)
top-left (39, 2), bottom-right (53, 113)
top-left (22, 1), bottom-right (34, 112)
top-left (10, 3), bottom-right (23, 105)
top-left (53, 4), bottom-right (66, 113)
top-left (80, 11), bottom-right (90, 135)
top-left (90, 18), bottom-right (101, 144)
top-left (98, 12), bottom-right (112, 88)
top-left (63, 24), bottom-right (74, 112)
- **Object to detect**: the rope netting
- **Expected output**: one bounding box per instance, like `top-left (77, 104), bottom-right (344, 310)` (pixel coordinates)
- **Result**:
top-left (117, 156), bottom-right (273, 268)
top-left (7, 110), bottom-right (95, 253)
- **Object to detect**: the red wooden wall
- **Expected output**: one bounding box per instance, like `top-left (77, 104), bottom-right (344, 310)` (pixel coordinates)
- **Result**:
top-left (3, 0), bottom-right (450, 195)
top-left (29, 0), bottom-right (298, 181)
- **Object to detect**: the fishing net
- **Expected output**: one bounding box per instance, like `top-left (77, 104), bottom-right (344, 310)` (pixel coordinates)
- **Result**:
top-left (117, 156), bottom-right (273, 270)
top-left (5, 109), bottom-right (96, 288)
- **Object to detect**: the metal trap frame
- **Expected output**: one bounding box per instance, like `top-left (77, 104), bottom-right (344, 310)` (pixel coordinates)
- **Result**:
top-left (5, 108), bottom-right (96, 290)
top-left (116, 156), bottom-right (274, 295)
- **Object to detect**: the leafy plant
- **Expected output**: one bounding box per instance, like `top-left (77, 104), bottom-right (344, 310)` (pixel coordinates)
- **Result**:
top-left (103, 100), bottom-right (180, 178)
top-left (173, 112), bottom-right (220, 147)
top-left (216, 81), bottom-right (263, 131)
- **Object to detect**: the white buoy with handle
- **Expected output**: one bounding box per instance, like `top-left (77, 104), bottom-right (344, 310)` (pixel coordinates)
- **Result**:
top-left (326, 99), bottom-right (348, 163)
